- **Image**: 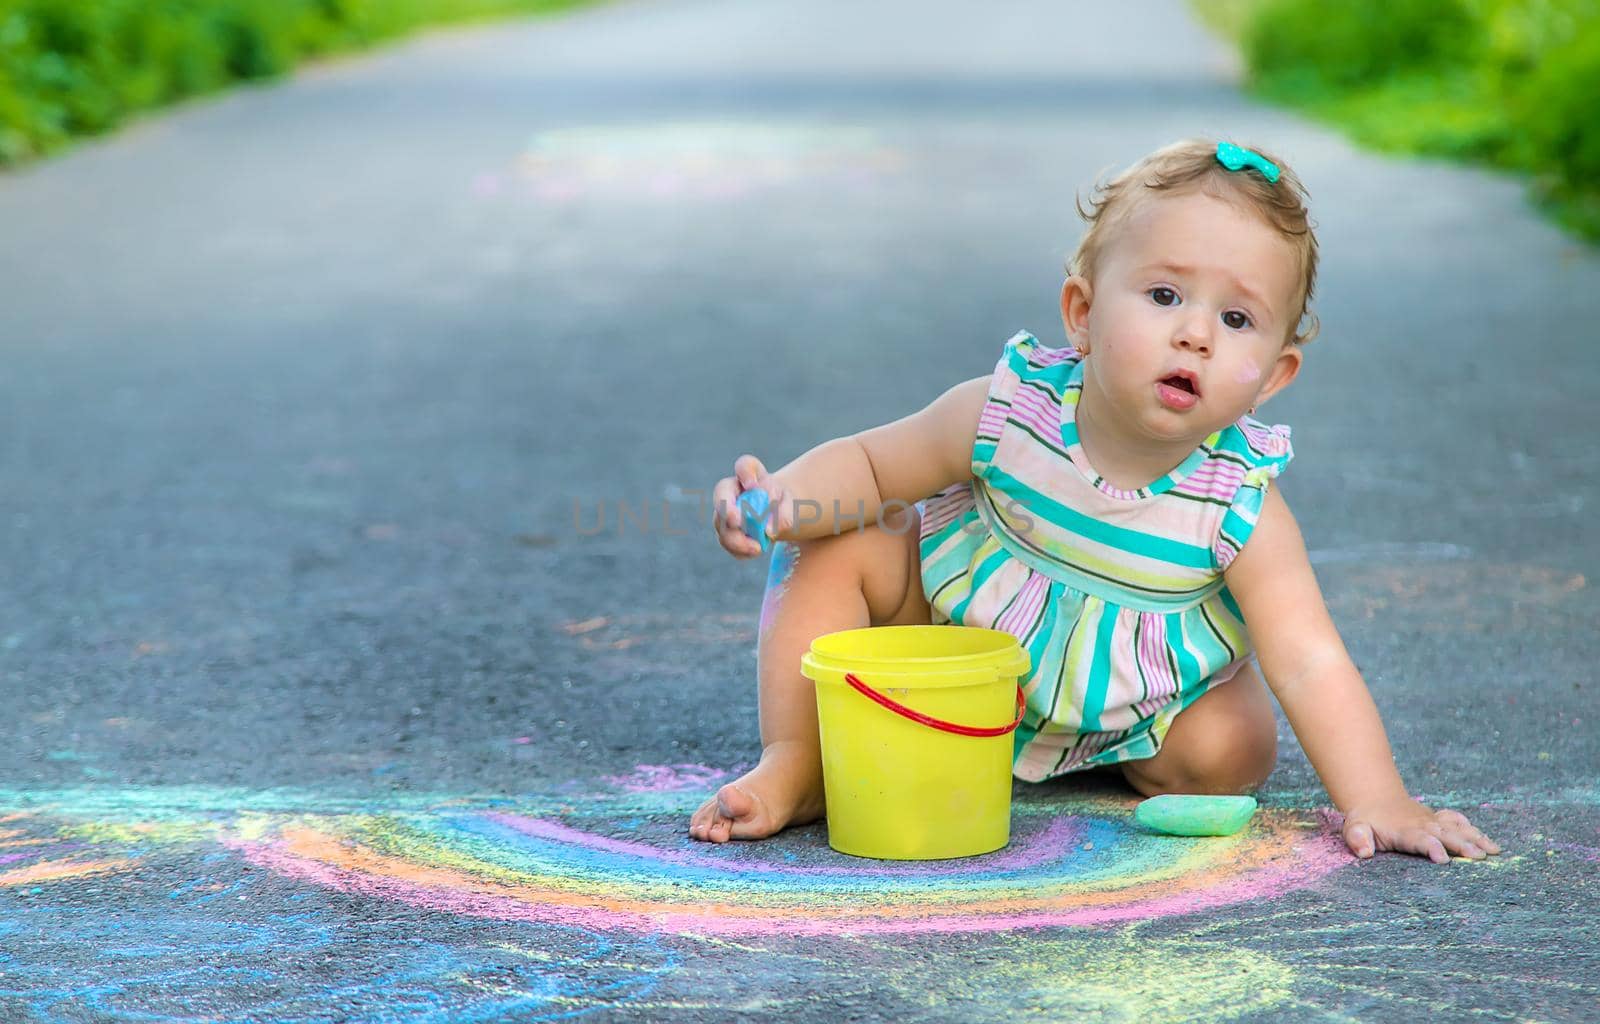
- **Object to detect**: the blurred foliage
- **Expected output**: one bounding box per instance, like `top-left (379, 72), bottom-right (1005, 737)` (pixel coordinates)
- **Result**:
top-left (0, 0), bottom-right (592, 166)
top-left (1246, 0), bottom-right (1481, 91)
top-left (1193, 0), bottom-right (1600, 241)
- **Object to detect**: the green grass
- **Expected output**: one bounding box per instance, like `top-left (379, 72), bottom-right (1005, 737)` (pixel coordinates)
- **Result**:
top-left (0, 0), bottom-right (604, 167)
top-left (1192, 0), bottom-right (1600, 243)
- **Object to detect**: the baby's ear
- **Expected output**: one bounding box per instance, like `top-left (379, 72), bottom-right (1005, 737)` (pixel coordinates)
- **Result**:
top-left (1059, 276), bottom-right (1093, 349)
top-left (1257, 343), bottom-right (1303, 404)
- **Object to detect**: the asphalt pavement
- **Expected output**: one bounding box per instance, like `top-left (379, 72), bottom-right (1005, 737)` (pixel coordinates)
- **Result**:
top-left (0, 1), bottom-right (1595, 1020)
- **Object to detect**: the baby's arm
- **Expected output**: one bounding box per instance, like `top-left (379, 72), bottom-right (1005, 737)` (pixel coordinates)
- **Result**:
top-left (1224, 488), bottom-right (1503, 864)
top-left (755, 377), bottom-right (989, 543)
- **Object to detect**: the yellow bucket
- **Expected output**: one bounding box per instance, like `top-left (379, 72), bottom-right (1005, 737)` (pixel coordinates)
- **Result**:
top-left (800, 625), bottom-right (1031, 860)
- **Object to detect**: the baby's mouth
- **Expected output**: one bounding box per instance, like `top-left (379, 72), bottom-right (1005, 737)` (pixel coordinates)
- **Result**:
top-left (1160, 374), bottom-right (1199, 397)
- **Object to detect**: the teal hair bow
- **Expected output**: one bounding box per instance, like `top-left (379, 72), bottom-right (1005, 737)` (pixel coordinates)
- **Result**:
top-left (1215, 141), bottom-right (1280, 184)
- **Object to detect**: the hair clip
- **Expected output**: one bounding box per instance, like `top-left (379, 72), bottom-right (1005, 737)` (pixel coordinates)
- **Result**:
top-left (1215, 141), bottom-right (1280, 184)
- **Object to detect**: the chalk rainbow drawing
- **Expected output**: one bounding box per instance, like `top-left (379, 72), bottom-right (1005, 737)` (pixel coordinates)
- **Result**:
top-left (2, 777), bottom-right (1349, 939)
top-left (221, 800), bottom-right (1349, 937)
top-left (3, 776), bottom-right (1591, 1021)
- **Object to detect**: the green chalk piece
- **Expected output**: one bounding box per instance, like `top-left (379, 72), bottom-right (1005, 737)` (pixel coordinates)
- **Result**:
top-left (1133, 794), bottom-right (1258, 837)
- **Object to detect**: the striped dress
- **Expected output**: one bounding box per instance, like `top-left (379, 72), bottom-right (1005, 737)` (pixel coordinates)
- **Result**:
top-left (916, 330), bottom-right (1294, 782)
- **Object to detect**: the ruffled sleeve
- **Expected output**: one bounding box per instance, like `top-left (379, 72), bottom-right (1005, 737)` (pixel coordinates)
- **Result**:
top-left (971, 330), bottom-right (1080, 479)
top-left (1212, 417), bottom-right (1294, 572)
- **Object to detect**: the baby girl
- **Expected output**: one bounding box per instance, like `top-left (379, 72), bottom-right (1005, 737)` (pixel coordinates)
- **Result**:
top-left (690, 137), bottom-right (1500, 864)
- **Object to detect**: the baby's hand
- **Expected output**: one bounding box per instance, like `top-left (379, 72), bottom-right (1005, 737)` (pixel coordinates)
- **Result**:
top-left (710, 454), bottom-right (795, 559)
top-left (1340, 795), bottom-right (1502, 864)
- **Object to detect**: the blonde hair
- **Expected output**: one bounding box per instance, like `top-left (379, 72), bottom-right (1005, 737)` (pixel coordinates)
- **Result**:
top-left (1067, 137), bottom-right (1320, 346)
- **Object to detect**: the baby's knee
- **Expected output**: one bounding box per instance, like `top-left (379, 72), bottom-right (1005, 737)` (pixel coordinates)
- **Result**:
top-left (1184, 722), bottom-right (1277, 794)
top-left (799, 511), bottom-right (924, 625)
top-left (1132, 716), bottom-right (1277, 797)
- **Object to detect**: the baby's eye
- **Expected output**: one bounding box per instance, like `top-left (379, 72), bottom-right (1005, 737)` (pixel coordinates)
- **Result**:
top-left (1223, 310), bottom-right (1252, 330)
top-left (1149, 287), bottom-right (1178, 307)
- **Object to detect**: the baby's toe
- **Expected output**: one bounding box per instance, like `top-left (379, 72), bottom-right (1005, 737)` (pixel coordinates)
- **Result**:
top-left (687, 796), bottom-right (718, 841)
top-left (715, 782), bottom-right (758, 823)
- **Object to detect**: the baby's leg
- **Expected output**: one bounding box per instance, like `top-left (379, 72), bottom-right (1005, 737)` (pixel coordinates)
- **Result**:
top-left (688, 503), bottom-right (932, 843)
top-left (1119, 662), bottom-right (1278, 797)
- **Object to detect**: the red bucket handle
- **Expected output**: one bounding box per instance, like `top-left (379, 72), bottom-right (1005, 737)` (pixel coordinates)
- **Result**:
top-left (843, 672), bottom-right (1026, 737)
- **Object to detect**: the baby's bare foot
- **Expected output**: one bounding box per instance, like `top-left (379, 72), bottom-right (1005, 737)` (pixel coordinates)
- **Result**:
top-left (688, 742), bottom-right (826, 843)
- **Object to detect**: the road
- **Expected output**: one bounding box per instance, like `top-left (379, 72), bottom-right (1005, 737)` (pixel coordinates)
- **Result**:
top-left (0, 0), bottom-right (1595, 1020)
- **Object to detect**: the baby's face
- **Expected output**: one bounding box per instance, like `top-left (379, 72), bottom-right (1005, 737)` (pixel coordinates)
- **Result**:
top-left (1068, 190), bottom-right (1302, 440)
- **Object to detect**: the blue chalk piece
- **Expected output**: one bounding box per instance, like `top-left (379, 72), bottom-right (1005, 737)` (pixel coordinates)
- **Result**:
top-left (738, 489), bottom-right (774, 553)
top-left (1133, 794), bottom-right (1258, 837)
